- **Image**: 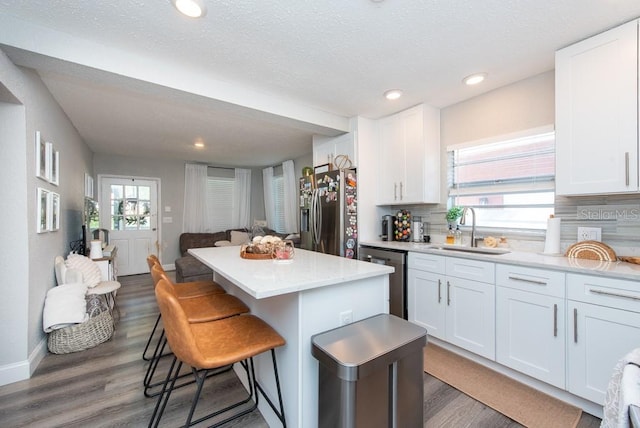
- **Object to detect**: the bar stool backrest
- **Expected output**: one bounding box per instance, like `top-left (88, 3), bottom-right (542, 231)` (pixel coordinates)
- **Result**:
top-left (155, 278), bottom-right (201, 368)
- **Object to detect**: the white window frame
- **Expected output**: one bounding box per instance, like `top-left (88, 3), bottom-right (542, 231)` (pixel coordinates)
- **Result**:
top-left (447, 125), bottom-right (555, 231)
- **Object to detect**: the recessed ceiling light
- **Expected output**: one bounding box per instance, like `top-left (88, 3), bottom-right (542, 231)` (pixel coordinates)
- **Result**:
top-left (172, 0), bottom-right (206, 18)
top-left (194, 141), bottom-right (205, 148)
top-left (384, 89), bottom-right (403, 100)
top-left (463, 73), bottom-right (487, 86)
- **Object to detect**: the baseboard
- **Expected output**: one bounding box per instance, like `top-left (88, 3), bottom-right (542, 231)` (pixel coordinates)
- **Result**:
top-left (163, 263), bottom-right (175, 271)
top-left (0, 337), bottom-right (48, 387)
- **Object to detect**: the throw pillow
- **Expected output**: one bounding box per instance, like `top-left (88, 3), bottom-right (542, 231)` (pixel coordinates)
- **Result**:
top-left (230, 231), bottom-right (250, 246)
top-left (65, 254), bottom-right (102, 288)
top-left (214, 240), bottom-right (232, 247)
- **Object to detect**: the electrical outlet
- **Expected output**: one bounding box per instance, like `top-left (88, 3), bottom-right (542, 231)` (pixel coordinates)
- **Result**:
top-left (339, 310), bottom-right (353, 326)
top-left (577, 227), bottom-right (602, 242)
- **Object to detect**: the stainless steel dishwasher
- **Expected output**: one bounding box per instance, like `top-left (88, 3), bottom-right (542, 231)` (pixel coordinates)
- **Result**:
top-left (359, 246), bottom-right (407, 319)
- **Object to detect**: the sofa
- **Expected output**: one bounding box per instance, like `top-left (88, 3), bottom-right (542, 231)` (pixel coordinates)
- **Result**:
top-left (175, 228), bottom-right (298, 283)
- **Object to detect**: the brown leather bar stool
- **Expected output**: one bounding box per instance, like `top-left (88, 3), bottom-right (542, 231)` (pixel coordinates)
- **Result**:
top-left (144, 263), bottom-right (250, 397)
top-left (149, 278), bottom-right (286, 428)
top-left (143, 256), bottom-right (226, 361)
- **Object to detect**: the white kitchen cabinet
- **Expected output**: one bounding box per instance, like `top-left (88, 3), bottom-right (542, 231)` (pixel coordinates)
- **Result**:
top-left (408, 252), bottom-right (495, 360)
top-left (567, 273), bottom-right (640, 405)
top-left (377, 104), bottom-right (440, 205)
top-left (555, 19), bottom-right (639, 195)
top-left (407, 253), bottom-right (446, 339)
top-left (495, 264), bottom-right (566, 388)
top-left (312, 132), bottom-right (357, 168)
top-left (445, 257), bottom-right (495, 360)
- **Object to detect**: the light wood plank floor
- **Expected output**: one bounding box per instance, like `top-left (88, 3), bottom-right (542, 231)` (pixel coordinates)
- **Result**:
top-left (0, 273), bottom-right (602, 427)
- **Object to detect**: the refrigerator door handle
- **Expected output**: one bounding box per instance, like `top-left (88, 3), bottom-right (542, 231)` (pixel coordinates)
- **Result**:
top-left (312, 189), bottom-right (322, 245)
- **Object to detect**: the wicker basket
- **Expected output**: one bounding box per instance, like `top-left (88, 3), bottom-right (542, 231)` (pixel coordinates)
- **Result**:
top-left (47, 310), bottom-right (114, 354)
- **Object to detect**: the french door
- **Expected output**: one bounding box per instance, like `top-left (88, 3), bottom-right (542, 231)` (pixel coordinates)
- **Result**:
top-left (100, 176), bottom-right (159, 276)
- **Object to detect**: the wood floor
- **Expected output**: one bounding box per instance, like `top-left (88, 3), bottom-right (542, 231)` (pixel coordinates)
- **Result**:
top-left (0, 272), bottom-right (602, 427)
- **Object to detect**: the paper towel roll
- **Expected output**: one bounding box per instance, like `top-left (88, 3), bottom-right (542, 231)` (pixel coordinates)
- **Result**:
top-left (543, 217), bottom-right (561, 254)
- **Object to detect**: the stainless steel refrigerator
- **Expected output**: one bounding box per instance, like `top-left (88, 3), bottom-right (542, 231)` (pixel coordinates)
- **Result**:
top-left (299, 168), bottom-right (357, 258)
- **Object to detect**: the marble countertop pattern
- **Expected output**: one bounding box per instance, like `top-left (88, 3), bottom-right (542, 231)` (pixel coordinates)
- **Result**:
top-left (360, 240), bottom-right (640, 281)
top-left (189, 246), bottom-right (394, 299)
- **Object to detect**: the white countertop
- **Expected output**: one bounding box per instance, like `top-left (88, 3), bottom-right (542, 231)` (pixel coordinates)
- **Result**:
top-left (189, 246), bottom-right (394, 299)
top-left (360, 240), bottom-right (640, 281)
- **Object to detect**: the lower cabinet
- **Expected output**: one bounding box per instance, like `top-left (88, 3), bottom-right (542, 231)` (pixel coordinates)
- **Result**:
top-left (495, 264), bottom-right (566, 389)
top-left (408, 253), bottom-right (495, 360)
top-left (567, 273), bottom-right (640, 405)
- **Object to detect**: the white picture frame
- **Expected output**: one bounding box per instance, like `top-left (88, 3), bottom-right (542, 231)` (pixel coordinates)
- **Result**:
top-left (84, 173), bottom-right (94, 198)
top-left (37, 187), bottom-right (49, 233)
top-left (49, 192), bottom-right (60, 231)
top-left (50, 149), bottom-right (59, 186)
top-left (45, 142), bottom-right (54, 182)
top-left (35, 131), bottom-right (47, 180)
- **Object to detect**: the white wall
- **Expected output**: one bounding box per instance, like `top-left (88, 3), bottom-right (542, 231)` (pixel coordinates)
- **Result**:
top-left (0, 49), bottom-right (93, 385)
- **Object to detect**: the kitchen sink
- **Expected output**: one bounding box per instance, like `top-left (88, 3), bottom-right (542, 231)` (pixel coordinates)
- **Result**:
top-left (429, 245), bottom-right (511, 255)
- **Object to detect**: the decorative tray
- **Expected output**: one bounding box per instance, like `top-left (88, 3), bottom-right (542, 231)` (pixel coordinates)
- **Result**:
top-left (240, 246), bottom-right (273, 260)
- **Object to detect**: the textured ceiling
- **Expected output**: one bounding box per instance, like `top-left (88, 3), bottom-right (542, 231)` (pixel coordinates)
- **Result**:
top-left (1, 0), bottom-right (640, 167)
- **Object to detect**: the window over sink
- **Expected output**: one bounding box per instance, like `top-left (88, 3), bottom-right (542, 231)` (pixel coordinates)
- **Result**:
top-left (448, 125), bottom-right (555, 230)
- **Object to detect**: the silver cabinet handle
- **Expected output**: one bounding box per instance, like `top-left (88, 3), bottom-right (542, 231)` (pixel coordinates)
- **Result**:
top-left (394, 183), bottom-right (397, 201)
top-left (573, 308), bottom-right (578, 343)
top-left (437, 279), bottom-right (441, 303)
top-left (399, 182), bottom-right (403, 200)
top-left (507, 275), bottom-right (547, 286)
top-left (625, 152), bottom-right (630, 186)
top-left (553, 304), bottom-right (558, 337)
top-left (447, 281), bottom-right (451, 306)
top-left (590, 288), bottom-right (640, 301)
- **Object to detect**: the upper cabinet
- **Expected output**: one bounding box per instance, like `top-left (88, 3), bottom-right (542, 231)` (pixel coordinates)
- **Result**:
top-left (312, 132), bottom-right (357, 169)
top-left (555, 19), bottom-right (639, 196)
top-left (377, 104), bottom-right (441, 205)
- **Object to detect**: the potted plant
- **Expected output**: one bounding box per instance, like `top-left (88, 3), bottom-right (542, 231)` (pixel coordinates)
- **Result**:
top-left (446, 206), bottom-right (463, 224)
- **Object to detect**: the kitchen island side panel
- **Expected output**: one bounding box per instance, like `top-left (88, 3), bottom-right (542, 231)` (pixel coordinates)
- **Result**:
top-left (214, 272), bottom-right (389, 428)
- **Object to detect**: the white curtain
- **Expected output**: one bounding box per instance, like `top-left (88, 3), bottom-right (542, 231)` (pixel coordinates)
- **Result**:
top-left (263, 167), bottom-right (275, 229)
top-left (182, 163), bottom-right (208, 232)
top-left (282, 160), bottom-right (298, 233)
top-left (233, 168), bottom-right (251, 228)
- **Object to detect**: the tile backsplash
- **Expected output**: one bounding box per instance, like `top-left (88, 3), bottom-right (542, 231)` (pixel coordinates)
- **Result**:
top-left (390, 194), bottom-right (640, 256)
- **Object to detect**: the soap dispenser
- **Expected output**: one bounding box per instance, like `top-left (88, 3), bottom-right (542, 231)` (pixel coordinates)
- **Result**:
top-left (454, 225), bottom-right (462, 245)
top-left (446, 225), bottom-right (455, 244)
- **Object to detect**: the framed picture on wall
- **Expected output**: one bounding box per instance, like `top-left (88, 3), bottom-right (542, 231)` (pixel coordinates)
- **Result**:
top-left (49, 192), bottom-right (60, 231)
top-left (45, 142), bottom-right (53, 182)
top-left (35, 131), bottom-right (47, 180)
top-left (37, 187), bottom-right (49, 233)
top-left (49, 149), bottom-right (59, 186)
top-left (84, 173), bottom-right (94, 198)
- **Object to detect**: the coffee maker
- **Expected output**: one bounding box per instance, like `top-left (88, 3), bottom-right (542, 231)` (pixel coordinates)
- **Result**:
top-left (381, 215), bottom-right (395, 241)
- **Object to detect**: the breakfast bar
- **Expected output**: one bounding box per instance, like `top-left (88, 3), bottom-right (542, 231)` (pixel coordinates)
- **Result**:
top-left (189, 246), bottom-right (394, 428)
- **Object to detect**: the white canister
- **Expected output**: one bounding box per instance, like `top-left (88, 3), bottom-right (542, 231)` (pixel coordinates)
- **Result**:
top-left (89, 240), bottom-right (103, 259)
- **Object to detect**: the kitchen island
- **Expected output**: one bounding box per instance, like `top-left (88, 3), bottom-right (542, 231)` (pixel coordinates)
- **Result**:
top-left (189, 246), bottom-right (394, 428)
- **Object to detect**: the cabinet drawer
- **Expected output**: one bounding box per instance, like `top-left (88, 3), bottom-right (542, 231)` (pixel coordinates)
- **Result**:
top-left (408, 252), bottom-right (446, 274)
top-left (567, 273), bottom-right (640, 313)
top-left (496, 264), bottom-right (565, 298)
top-left (446, 257), bottom-right (494, 284)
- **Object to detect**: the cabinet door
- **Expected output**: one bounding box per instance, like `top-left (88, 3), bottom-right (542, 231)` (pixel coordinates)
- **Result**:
top-left (555, 19), bottom-right (638, 195)
top-left (496, 287), bottom-right (565, 388)
top-left (378, 115), bottom-right (405, 204)
top-left (445, 277), bottom-right (495, 360)
top-left (567, 300), bottom-right (640, 404)
top-left (407, 268), bottom-right (446, 340)
top-left (312, 133), bottom-right (356, 168)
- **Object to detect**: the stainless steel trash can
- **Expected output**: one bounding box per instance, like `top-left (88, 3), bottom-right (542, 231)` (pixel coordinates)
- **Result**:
top-left (311, 313), bottom-right (427, 428)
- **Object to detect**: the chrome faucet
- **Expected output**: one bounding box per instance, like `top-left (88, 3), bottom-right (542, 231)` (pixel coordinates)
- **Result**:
top-left (460, 207), bottom-right (478, 247)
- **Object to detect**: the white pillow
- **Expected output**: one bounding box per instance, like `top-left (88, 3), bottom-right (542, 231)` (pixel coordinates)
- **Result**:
top-left (65, 254), bottom-right (102, 288)
top-left (214, 240), bottom-right (232, 247)
top-left (230, 231), bottom-right (250, 246)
